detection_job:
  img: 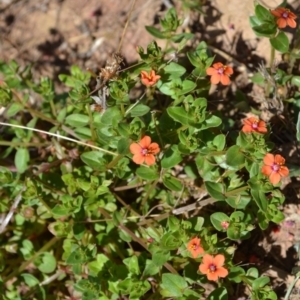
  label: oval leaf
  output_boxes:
[15,148,29,174]
[65,114,89,127]
[270,32,289,53]
[136,166,159,180]
[162,175,183,191]
[128,104,150,117]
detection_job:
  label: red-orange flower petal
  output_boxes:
[206,63,233,86]
[129,135,160,166]
[139,136,151,148]
[140,70,161,86]
[187,237,204,258]
[242,117,267,134]
[199,254,228,281]
[270,7,297,29]
[261,153,289,185]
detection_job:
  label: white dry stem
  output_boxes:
[0,186,25,234]
[39,270,64,286]
[0,121,117,156]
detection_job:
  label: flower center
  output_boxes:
[282,12,288,18]
[252,121,258,129]
[272,163,280,172]
[209,264,217,273]
[191,243,198,250]
[218,67,224,75]
[141,148,149,156]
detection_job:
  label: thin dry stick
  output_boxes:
[0,122,117,156]
[117,0,137,52]
[0,186,26,234]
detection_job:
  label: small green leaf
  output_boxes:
[100,107,123,126]
[167,107,190,125]
[52,205,70,217]
[255,4,273,22]
[205,181,225,200]
[226,194,251,209]
[252,23,277,37]
[181,80,197,95]
[246,267,259,278]
[123,256,140,275]
[249,16,262,27]
[251,190,268,211]
[161,146,182,168]
[228,266,245,283]
[36,252,57,274]
[152,251,170,267]
[270,32,289,53]
[117,138,130,155]
[80,151,105,170]
[160,232,181,250]
[160,273,188,298]
[291,76,300,87]
[65,114,89,127]
[207,287,228,300]
[164,62,186,78]
[21,273,39,287]
[213,134,226,151]
[145,26,166,39]
[143,260,160,277]
[162,175,183,191]
[128,104,150,117]
[210,212,230,231]
[226,145,245,168]
[252,276,270,290]
[136,166,159,180]
[6,103,23,117]
[15,148,29,174]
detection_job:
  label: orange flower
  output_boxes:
[242,117,267,134]
[261,153,289,185]
[140,70,161,86]
[270,7,297,29]
[187,237,204,258]
[129,136,160,166]
[206,62,233,85]
[199,254,228,281]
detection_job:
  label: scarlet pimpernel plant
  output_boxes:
[140,70,161,86]
[270,7,297,28]
[242,117,267,134]
[199,254,228,281]
[130,135,160,165]
[187,237,204,258]
[0,3,295,300]
[262,153,289,185]
[206,62,233,85]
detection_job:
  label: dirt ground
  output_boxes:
[1,0,300,298]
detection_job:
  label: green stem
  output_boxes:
[152,112,164,148]
[225,185,249,197]
[140,178,160,209]
[49,99,57,118]
[86,104,97,141]
[0,141,49,147]
[3,237,61,283]
[120,104,125,116]
[106,154,124,169]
